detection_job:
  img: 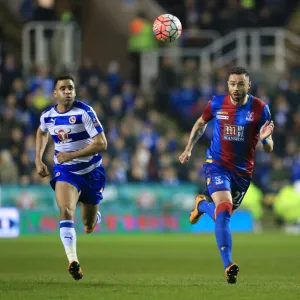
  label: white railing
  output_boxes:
[22,22,81,73]
[140,28,300,90]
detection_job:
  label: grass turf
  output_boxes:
[0,233,299,300]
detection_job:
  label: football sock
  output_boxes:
[215,202,233,269]
[60,220,78,263]
[96,211,101,225]
[198,200,216,220]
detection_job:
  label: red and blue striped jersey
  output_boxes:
[202,93,271,176]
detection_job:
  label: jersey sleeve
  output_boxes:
[83,107,104,138]
[258,104,271,130]
[202,97,214,122]
[39,115,48,132]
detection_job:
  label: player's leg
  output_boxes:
[51,172,83,280]
[204,163,239,283]
[56,181,78,262]
[79,201,101,234]
[189,192,216,224]
[190,163,221,224]
[211,189,239,283]
[78,165,106,233]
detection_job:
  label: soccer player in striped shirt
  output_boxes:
[35,75,107,280]
[179,67,275,284]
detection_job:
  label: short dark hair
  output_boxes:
[54,75,75,88]
[229,67,249,78]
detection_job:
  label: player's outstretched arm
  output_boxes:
[179,116,208,164]
[56,132,107,163]
[260,120,274,153]
[35,127,50,177]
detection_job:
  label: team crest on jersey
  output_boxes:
[246,111,254,122]
[54,128,72,143]
[214,176,224,185]
[207,177,211,185]
[69,116,76,124]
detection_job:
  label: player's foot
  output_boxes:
[189,194,206,224]
[225,263,239,284]
[68,261,83,281]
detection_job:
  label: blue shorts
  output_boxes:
[50,165,106,205]
[203,163,251,210]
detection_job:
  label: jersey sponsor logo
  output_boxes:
[69,116,76,124]
[216,111,228,115]
[246,111,254,122]
[216,115,229,120]
[54,128,72,143]
[223,124,244,141]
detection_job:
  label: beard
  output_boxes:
[61,98,74,106]
[230,92,247,103]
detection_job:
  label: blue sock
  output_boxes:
[215,202,233,269]
[198,200,216,220]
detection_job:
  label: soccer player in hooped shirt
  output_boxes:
[179,67,275,284]
[35,75,107,280]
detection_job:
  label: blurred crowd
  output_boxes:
[0,0,299,227]
[154,55,300,201]
[157,0,296,33]
[0,55,193,187]
[155,0,298,47]
[184,0,294,33]
[2,51,300,201]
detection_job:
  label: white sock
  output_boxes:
[60,220,78,263]
[96,211,102,225]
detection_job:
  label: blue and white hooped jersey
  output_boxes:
[39,100,104,175]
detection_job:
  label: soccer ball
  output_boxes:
[153,14,182,42]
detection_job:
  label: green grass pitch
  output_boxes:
[0,233,300,300]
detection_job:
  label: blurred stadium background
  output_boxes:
[1,1,300,299]
[1,0,300,236]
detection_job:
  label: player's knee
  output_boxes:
[219,198,232,204]
[60,207,74,219]
[216,200,233,215]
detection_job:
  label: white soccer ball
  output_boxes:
[153,14,182,42]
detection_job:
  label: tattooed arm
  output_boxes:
[179,116,208,164]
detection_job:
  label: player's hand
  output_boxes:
[260,120,274,140]
[35,161,50,177]
[179,149,192,164]
[56,152,74,164]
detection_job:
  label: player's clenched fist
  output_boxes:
[56,152,74,164]
[179,149,191,164]
[35,161,50,177]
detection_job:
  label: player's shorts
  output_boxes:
[203,162,251,210]
[50,165,106,205]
